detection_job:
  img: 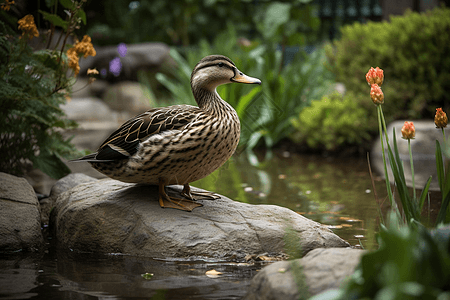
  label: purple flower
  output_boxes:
[117,43,127,58]
[109,57,122,77]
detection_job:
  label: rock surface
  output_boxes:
[0,172,44,252]
[50,175,350,259]
[244,248,365,300]
[372,120,449,191]
[40,173,98,225]
[103,81,153,114]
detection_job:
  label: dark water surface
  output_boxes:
[1,152,388,300]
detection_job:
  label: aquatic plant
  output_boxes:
[366,66,450,226]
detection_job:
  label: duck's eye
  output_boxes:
[218,62,224,67]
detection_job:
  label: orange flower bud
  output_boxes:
[401,121,415,140]
[434,108,448,129]
[366,67,384,86]
[370,84,384,105]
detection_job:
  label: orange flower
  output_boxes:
[370,84,384,105]
[434,108,448,129]
[18,14,39,40]
[75,35,96,58]
[67,47,80,76]
[66,35,96,76]
[87,68,99,75]
[1,0,14,11]
[366,67,384,86]
[401,121,415,140]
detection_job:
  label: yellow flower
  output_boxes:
[67,47,80,76]
[366,67,384,86]
[434,108,448,129]
[87,68,99,75]
[18,14,39,40]
[1,0,14,11]
[75,35,96,58]
[66,35,96,76]
[370,84,384,105]
[401,121,415,140]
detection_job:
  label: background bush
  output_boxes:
[326,6,450,121]
[290,92,371,152]
[291,6,450,153]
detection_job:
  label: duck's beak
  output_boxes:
[231,70,261,85]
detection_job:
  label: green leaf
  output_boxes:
[436,140,444,192]
[45,0,58,7]
[235,86,261,117]
[419,176,432,211]
[436,191,450,225]
[261,2,291,39]
[39,10,68,30]
[141,273,154,280]
[59,0,75,9]
[77,9,87,25]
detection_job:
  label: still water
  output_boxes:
[1,151,387,300]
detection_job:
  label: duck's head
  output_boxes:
[190,55,261,92]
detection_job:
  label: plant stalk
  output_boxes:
[408,139,416,200]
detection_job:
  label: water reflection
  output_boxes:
[193,151,385,248]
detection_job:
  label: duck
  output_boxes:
[72,55,261,211]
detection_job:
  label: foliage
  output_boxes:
[151,26,333,153]
[326,6,450,123]
[0,1,93,178]
[290,92,372,152]
[311,213,450,300]
[86,0,320,47]
[436,139,450,224]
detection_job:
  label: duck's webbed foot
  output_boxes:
[158,179,203,212]
[181,183,221,201]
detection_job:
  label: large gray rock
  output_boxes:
[103,81,154,115]
[0,172,44,252]
[50,177,349,259]
[61,97,115,122]
[244,248,364,300]
[40,173,98,225]
[372,120,449,191]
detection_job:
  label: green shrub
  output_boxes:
[290,92,372,152]
[326,6,450,122]
[0,1,91,178]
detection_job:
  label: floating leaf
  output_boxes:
[205,269,222,278]
[141,273,154,280]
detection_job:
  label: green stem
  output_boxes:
[408,139,416,200]
[379,105,390,144]
[377,105,394,207]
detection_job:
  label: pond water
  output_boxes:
[1,151,393,300]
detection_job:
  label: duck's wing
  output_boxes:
[73,105,200,162]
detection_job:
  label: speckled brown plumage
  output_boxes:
[72,55,261,211]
